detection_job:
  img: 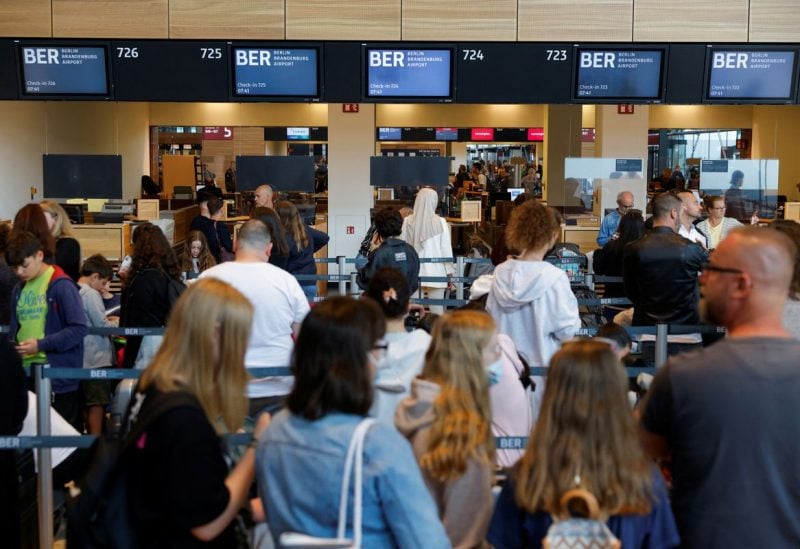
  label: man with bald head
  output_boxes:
[596,190,635,246]
[253,184,274,209]
[641,226,800,548]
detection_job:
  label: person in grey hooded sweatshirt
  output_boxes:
[486,201,580,419]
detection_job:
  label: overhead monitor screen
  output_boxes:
[471,128,495,141]
[574,48,664,101]
[706,49,796,102]
[378,127,402,140]
[232,47,319,98]
[435,127,458,141]
[20,45,109,96]
[286,127,310,140]
[366,48,452,99]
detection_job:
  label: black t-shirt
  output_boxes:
[128,390,235,548]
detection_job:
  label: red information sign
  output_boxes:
[527,127,544,141]
[203,127,233,140]
[342,103,360,113]
[617,104,635,114]
[471,128,494,141]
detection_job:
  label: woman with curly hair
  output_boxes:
[486,200,580,419]
[395,309,497,548]
[178,230,216,280]
[121,223,185,369]
[40,200,81,281]
[488,340,679,548]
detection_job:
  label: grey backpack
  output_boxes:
[543,488,621,549]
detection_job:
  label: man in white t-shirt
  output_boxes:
[677,190,707,249]
[199,219,310,416]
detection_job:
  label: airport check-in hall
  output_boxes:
[5,3,800,547]
[3,39,800,253]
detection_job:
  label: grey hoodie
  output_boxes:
[486,259,580,370]
[395,378,493,549]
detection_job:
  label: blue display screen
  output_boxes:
[233,48,318,97]
[21,46,108,95]
[575,49,663,100]
[378,127,402,140]
[707,50,795,100]
[366,49,451,98]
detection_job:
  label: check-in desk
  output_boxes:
[71,223,132,261]
[561,225,599,254]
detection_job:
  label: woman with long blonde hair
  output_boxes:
[128,278,271,546]
[40,200,81,281]
[395,309,497,548]
[488,340,678,548]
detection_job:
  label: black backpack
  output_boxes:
[66,390,199,549]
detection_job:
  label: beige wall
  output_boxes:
[3,0,797,41]
[0,101,149,219]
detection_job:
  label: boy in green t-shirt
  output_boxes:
[6,230,88,432]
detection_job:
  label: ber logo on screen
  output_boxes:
[369,51,405,67]
[23,48,60,64]
[236,50,272,66]
[580,52,616,68]
[712,52,749,69]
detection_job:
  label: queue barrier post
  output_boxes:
[349,272,360,297]
[655,323,668,368]
[337,256,347,297]
[455,256,465,302]
[34,363,54,549]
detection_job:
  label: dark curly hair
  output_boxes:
[505,201,561,255]
[123,223,181,290]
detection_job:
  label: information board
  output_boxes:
[112,41,229,101]
[456,43,572,103]
[19,44,110,97]
[705,48,797,102]
[377,128,402,140]
[232,46,319,99]
[574,48,665,102]
[365,47,452,100]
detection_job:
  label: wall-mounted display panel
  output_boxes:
[364,45,454,102]
[43,155,123,199]
[573,46,666,103]
[703,46,798,104]
[112,40,229,101]
[231,45,320,100]
[18,42,112,99]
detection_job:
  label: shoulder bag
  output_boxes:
[279,418,376,549]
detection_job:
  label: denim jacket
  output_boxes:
[256,409,451,548]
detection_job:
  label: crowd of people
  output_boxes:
[2,184,800,548]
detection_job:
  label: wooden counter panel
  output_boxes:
[562,226,599,254]
[0,0,51,37]
[73,223,131,261]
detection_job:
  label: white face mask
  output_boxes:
[486,359,503,386]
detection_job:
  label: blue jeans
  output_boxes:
[302,284,317,302]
